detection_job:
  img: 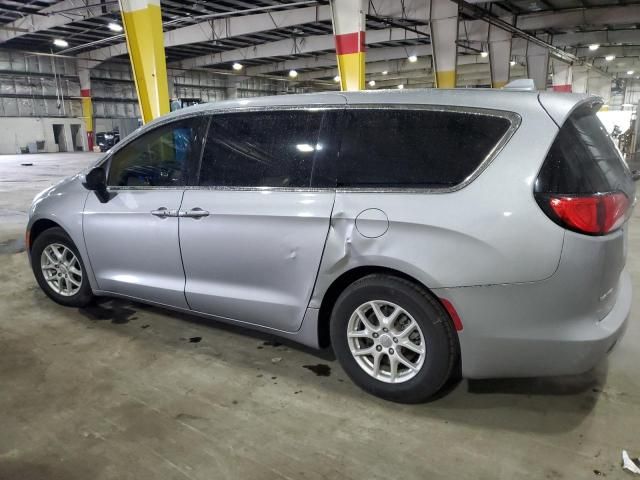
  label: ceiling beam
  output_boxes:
[171,26,430,70]
[515,5,640,31]
[0,0,119,44]
[178,4,640,72]
[297,54,493,80]
[552,29,640,47]
[78,0,429,67]
[244,44,435,75]
[574,45,640,57]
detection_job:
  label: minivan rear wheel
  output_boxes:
[31,227,94,307]
[330,274,458,403]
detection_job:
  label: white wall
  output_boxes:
[0,117,86,154]
[597,110,633,135]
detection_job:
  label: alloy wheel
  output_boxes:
[347,300,426,383]
[40,243,83,297]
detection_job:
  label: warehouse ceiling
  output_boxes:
[0,0,639,84]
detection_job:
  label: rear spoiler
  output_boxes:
[538,93,602,128]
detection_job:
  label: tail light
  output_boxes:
[537,192,630,236]
[534,103,635,236]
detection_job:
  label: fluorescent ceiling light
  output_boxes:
[53,38,68,48]
[333,75,340,82]
[108,22,123,32]
[368,80,376,87]
[296,143,322,152]
[408,55,418,63]
[627,70,635,75]
[480,51,489,58]
[232,62,243,71]
[605,55,615,61]
[510,60,517,66]
[289,69,298,78]
[382,70,388,75]
[398,84,404,89]
[588,44,600,51]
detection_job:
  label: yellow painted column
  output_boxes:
[330,0,366,91]
[119,0,169,123]
[78,67,94,151]
[429,0,458,88]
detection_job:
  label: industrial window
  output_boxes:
[199,110,329,188]
[107,117,206,187]
[336,109,512,189]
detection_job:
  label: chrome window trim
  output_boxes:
[103,103,521,195]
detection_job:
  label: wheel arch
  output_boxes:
[316,265,460,349]
[28,218,63,251]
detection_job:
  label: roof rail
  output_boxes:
[503,79,537,91]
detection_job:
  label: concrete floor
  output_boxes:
[1,152,639,480]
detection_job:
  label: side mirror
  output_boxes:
[632,170,640,182]
[82,166,109,202]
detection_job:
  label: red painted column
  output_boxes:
[330,0,366,91]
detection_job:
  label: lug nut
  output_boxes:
[372,332,378,338]
[393,337,398,343]
[389,348,394,354]
[383,327,389,332]
[376,345,382,352]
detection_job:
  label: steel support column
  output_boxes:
[330,0,366,91]
[588,75,612,107]
[551,59,572,92]
[78,67,93,152]
[119,0,169,123]
[572,66,588,94]
[526,39,550,90]
[225,78,239,100]
[429,0,459,88]
[488,19,513,88]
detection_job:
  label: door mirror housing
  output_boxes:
[82,166,109,202]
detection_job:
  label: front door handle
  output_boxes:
[181,207,209,219]
[151,207,178,218]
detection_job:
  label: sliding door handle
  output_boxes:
[151,207,178,218]
[151,207,170,218]
[181,208,209,218]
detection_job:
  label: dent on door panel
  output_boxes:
[180,190,335,333]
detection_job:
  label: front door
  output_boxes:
[180,108,341,332]
[83,116,207,308]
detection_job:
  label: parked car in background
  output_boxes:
[95,131,120,152]
[26,89,636,403]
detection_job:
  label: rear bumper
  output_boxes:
[436,269,631,379]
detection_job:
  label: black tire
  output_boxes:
[31,227,94,307]
[330,274,458,403]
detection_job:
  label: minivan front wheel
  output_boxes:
[330,275,458,403]
[31,227,94,307]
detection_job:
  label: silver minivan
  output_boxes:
[27,89,635,403]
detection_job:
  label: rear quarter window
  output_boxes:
[336,108,513,189]
[535,104,635,197]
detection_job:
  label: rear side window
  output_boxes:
[336,108,512,188]
[535,105,634,196]
[199,110,332,188]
